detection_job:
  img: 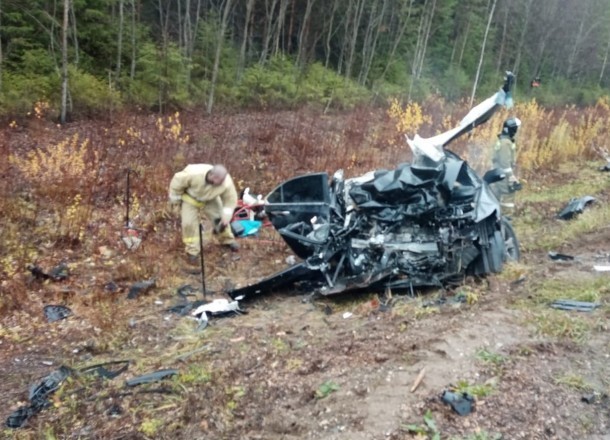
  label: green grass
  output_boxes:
[526,278,606,305]
[513,161,610,251]
[553,372,593,391]
[454,379,495,398]
[530,310,592,343]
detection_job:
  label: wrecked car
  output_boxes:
[228,73,520,300]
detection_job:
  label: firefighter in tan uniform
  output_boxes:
[169,164,239,260]
[491,117,522,210]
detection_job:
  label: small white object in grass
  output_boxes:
[342,312,353,319]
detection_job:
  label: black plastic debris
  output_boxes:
[165,300,207,316]
[106,404,123,417]
[582,393,597,404]
[599,163,610,172]
[43,305,73,323]
[27,262,69,281]
[104,281,119,292]
[550,299,600,312]
[127,279,156,299]
[441,390,475,416]
[80,360,130,380]
[6,366,72,429]
[557,196,596,220]
[548,252,575,261]
[125,369,178,387]
[177,284,199,298]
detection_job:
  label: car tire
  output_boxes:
[501,217,520,262]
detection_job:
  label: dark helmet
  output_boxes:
[502,117,521,139]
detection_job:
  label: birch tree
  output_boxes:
[60,0,70,124]
[470,0,496,106]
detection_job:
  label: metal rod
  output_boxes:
[199,223,207,300]
[125,169,131,228]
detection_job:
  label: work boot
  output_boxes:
[183,254,201,274]
[185,254,200,266]
[224,242,240,252]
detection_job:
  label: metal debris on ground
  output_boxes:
[556,196,596,220]
[548,251,575,261]
[593,265,610,272]
[125,369,178,387]
[177,284,199,298]
[80,360,131,380]
[127,279,156,299]
[43,305,73,322]
[27,262,69,281]
[191,298,245,330]
[550,299,600,312]
[5,366,72,429]
[441,390,475,416]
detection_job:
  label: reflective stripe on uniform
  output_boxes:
[182,193,205,207]
[183,236,199,243]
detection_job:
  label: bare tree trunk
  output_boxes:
[495,1,508,74]
[287,0,296,53]
[416,0,436,79]
[359,0,387,85]
[207,0,233,114]
[70,3,79,65]
[566,4,588,79]
[272,0,289,56]
[456,16,470,67]
[259,0,279,64]
[470,0,496,107]
[296,0,315,68]
[380,0,413,80]
[60,0,70,124]
[0,0,3,91]
[238,0,255,79]
[512,0,533,77]
[116,0,124,81]
[599,32,610,86]
[407,0,428,101]
[324,0,339,68]
[345,0,365,79]
[130,0,137,80]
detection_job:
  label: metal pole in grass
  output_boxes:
[125,169,131,228]
[199,223,207,300]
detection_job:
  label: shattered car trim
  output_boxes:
[228,74,520,300]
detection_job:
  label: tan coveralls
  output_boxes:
[169,164,238,256]
[491,135,517,207]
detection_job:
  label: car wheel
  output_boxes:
[501,217,520,262]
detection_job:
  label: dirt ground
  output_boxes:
[1,212,610,440]
[1,111,610,439]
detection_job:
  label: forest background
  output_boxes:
[2,0,610,119]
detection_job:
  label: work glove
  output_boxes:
[508,175,522,193]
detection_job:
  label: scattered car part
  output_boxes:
[43,305,73,322]
[80,360,130,380]
[127,279,156,299]
[28,263,69,281]
[5,366,72,429]
[165,299,207,316]
[593,265,610,272]
[557,196,596,220]
[548,252,575,261]
[227,74,519,301]
[177,284,199,298]
[441,390,475,416]
[550,300,600,312]
[125,369,178,387]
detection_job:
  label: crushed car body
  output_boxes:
[228,74,520,301]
